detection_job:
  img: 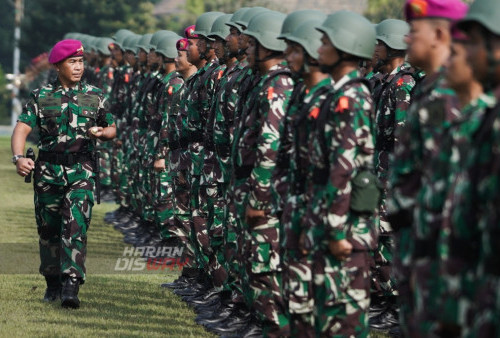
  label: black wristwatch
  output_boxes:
[12,154,24,164]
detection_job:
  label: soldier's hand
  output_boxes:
[328,239,353,261]
[154,159,166,172]
[245,205,265,227]
[88,126,104,139]
[16,158,35,177]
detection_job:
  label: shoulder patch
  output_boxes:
[168,86,173,95]
[397,78,404,86]
[217,70,224,80]
[335,96,350,113]
[267,87,274,100]
[309,107,320,119]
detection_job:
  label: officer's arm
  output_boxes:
[11,122,32,157]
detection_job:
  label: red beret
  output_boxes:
[184,25,198,39]
[405,0,468,22]
[48,39,85,64]
[176,38,189,51]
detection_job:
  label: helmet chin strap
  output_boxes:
[319,50,357,74]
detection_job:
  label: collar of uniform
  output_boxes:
[333,68,361,91]
[306,77,334,98]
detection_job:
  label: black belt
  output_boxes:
[189,131,204,143]
[38,150,93,166]
[413,239,437,259]
[215,144,231,157]
[234,165,253,180]
[312,167,329,185]
[448,237,479,264]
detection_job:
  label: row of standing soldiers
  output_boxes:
[57,0,500,336]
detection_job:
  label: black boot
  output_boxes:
[43,275,61,302]
[61,277,81,309]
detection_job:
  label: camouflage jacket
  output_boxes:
[235,62,294,210]
[388,69,460,243]
[96,65,114,101]
[109,64,133,141]
[19,79,114,153]
[440,93,496,267]
[155,71,184,160]
[304,69,377,251]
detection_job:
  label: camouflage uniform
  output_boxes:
[388,70,461,336]
[18,79,114,281]
[154,71,184,240]
[303,69,377,337]
[439,93,496,336]
[371,63,418,304]
[234,62,293,336]
[279,77,332,336]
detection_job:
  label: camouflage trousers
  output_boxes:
[152,169,176,240]
[111,142,125,206]
[371,232,397,299]
[34,164,94,282]
[97,140,112,188]
[313,250,372,338]
[468,274,500,338]
[394,227,413,337]
[172,171,195,268]
[140,165,155,222]
[222,184,242,294]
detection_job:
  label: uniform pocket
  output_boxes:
[39,109,62,136]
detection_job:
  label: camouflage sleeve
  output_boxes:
[393,74,416,132]
[156,79,183,160]
[18,90,38,128]
[324,94,374,241]
[247,76,293,210]
[97,96,114,127]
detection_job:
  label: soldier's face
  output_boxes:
[226,27,240,54]
[56,56,84,85]
[213,38,225,60]
[147,50,162,67]
[138,49,148,64]
[187,39,200,64]
[374,40,386,64]
[405,20,436,69]
[175,50,191,72]
[317,34,339,69]
[463,23,498,86]
[446,41,476,91]
[197,38,208,55]
[283,39,293,59]
[239,32,250,51]
[245,36,257,67]
[125,51,136,67]
[110,45,124,64]
[286,42,305,75]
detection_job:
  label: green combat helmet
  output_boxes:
[113,29,134,51]
[156,34,183,59]
[235,7,269,30]
[193,12,225,39]
[225,7,250,33]
[287,20,325,59]
[136,33,154,53]
[149,30,177,51]
[376,19,410,50]
[208,14,233,40]
[123,34,141,54]
[96,37,114,56]
[278,10,326,40]
[244,11,287,52]
[316,10,376,60]
[457,0,500,35]
[63,32,79,40]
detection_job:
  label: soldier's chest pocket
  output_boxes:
[39,108,62,136]
[75,95,98,134]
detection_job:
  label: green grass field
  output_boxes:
[0,136,213,337]
[0,135,389,337]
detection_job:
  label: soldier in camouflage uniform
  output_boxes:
[368,19,417,333]
[233,11,293,337]
[12,39,116,308]
[451,1,500,336]
[386,1,468,336]
[306,11,378,337]
[435,23,494,337]
[151,34,185,243]
[278,14,330,337]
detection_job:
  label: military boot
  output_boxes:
[61,277,81,309]
[43,275,61,302]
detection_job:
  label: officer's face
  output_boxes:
[317,34,339,69]
[56,56,84,86]
[446,41,476,92]
[213,38,225,60]
[286,42,305,75]
[226,27,240,54]
[405,20,436,69]
[175,50,191,73]
[187,38,200,64]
